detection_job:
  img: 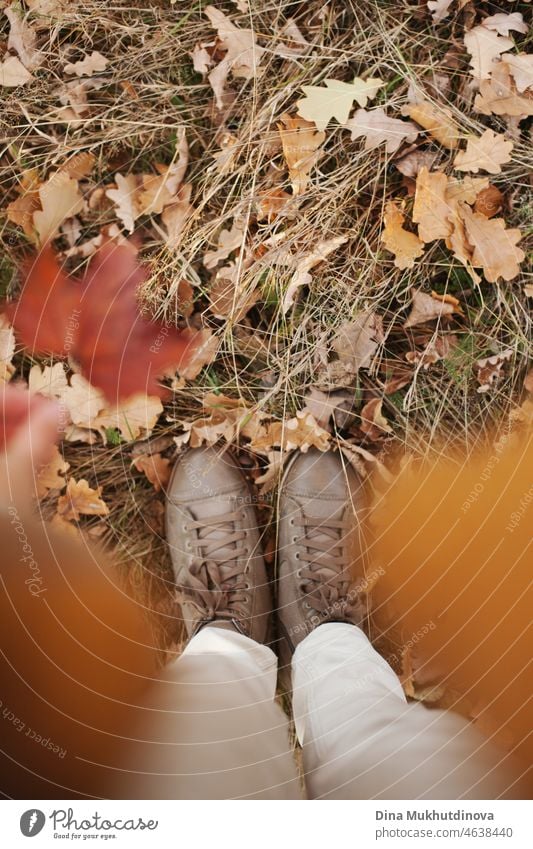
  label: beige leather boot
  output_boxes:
[166,447,271,642]
[277,449,367,671]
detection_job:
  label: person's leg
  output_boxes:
[292,622,526,799]
[277,449,528,800]
[120,446,300,799]
[121,623,301,799]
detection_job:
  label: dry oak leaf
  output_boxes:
[405,334,457,370]
[161,183,193,250]
[178,329,219,381]
[190,43,213,75]
[34,172,84,245]
[64,50,108,77]
[36,445,70,498]
[453,129,513,174]
[459,205,524,282]
[403,289,455,329]
[413,167,452,243]
[57,478,109,521]
[500,53,533,93]
[0,54,32,87]
[5,4,43,70]
[333,311,384,372]
[283,235,347,313]
[464,25,513,81]
[474,61,533,118]
[7,192,40,237]
[28,362,68,400]
[250,410,330,454]
[256,188,293,222]
[381,202,424,270]
[59,151,97,181]
[204,222,245,269]
[137,134,188,215]
[132,453,171,492]
[404,101,459,149]
[360,399,392,441]
[394,150,437,178]
[345,108,419,154]
[482,13,527,37]
[427,0,454,23]
[445,175,489,206]
[278,113,325,196]
[209,268,259,321]
[475,348,513,393]
[105,173,141,233]
[297,76,384,132]
[204,5,266,109]
[0,314,16,382]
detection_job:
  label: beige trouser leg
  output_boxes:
[293,623,527,799]
[122,625,301,799]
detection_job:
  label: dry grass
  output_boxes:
[1,0,531,648]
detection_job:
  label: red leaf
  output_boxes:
[5,242,199,402]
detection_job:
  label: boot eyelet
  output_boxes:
[303,601,310,610]
[294,551,300,560]
[296,568,302,579]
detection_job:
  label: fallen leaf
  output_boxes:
[403,289,455,328]
[161,183,193,250]
[427,0,454,23]
[474,61,533,118]
[474,185,504,218]
[105,173,141,233]
[453,129,513,174]
[250,410,330,454]
[57,477,109,521]
[36,445,69,498]
[482,13,527,37]
[0,55,32,87]
[0,314,16,382]
[208,267,259,320]
[190,43,213,75]
[404,101,459,148]
[178,329,219,380]
[500,53,533,93]
[204,222,245,268]
[297,76,384,132]
[464,25,513,81]
[345,108,419,154]
[332,310,384,372]
[278,113,325,195]
[445,175,489,205]
[64,50,108,77]
[137,136,188,215]
[28,362,69,400]
[6,192,40,238]
[381,201,424,269]
[394,149,437,178]
[475,348,513,393]
[413,167,452,242]
[405,334,457,369]
[33,172,84,245]
[303,387,357,430]
[204,5,266,109]
[132,453,172,491]
[460,205,524,282]
[255,451,284,494]
[283,235,347,313]
[256,187,293,222]
[5,4,43,70]
[360,398,392,441]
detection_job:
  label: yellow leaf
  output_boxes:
[297,76,384,132]
[278,113,325,195]
[404,101,459,149]
[381,202,424,269]
[57,478,109,521]
[413,167,452,243]
[0,55,32,87]
[33,172,84,245]
[453,129,513,174]
[459,205,525,283]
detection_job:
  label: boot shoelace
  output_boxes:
[293,514,361,621]
[178,509,251,622]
